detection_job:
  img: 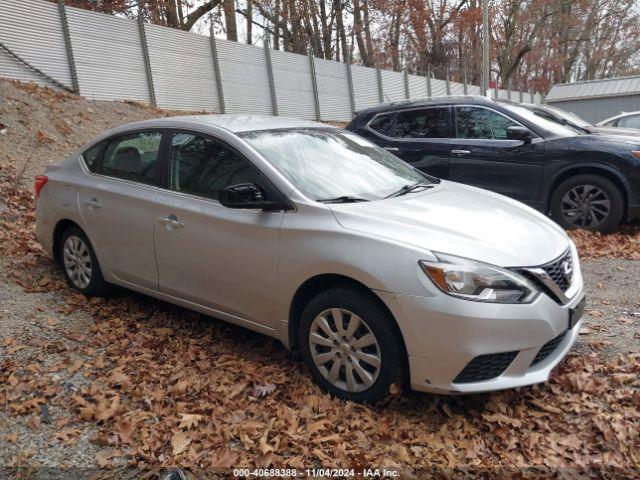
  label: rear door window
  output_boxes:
[101,132,162,185]
[368,113,395,136]
[393,107,451,138]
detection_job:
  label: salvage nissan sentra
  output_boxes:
[35,115,586,402]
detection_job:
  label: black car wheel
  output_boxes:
[59,226,110,296]
[299,287,406,403]
[550,174,624,233]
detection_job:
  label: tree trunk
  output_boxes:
[246,0,253,44]
[353,0,371,66]
[274,0,281,50]
[223,0,238,41]
[334,0,349,62]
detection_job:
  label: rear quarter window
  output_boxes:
[82,142,105,173]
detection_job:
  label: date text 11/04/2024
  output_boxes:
[233,468,401,477]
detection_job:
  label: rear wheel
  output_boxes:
[299,287,406,403]
[550,174,624,233]
[59,226,109,296]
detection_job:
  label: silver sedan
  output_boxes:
[35,115,586,402]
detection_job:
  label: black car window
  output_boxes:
[101,132,162,185]
[82,141,105,173]
[169,132,263,200]
[455,106,517,140]
[368,113,394,136]
[394,108,450,138]
[619,115,640,129]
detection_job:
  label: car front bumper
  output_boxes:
[375,271,586,395]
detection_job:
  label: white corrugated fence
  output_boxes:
[0,0,543,120]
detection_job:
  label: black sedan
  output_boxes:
[346,96,640,233]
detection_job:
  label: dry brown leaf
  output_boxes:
[253,383,277,397]
[115,419,136,444]
[171,431,191,456]
[26,415,41,430]
[178,413,203,430]
[307,419,328,434]
[95,452,113,468]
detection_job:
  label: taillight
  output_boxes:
[35,175,48,197]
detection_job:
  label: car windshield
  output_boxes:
[503,104,580,136]
[240,128,434,201]
[545,106,591,128]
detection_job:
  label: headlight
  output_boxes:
[419,253,539,304]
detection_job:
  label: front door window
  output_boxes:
[455,106,517,140]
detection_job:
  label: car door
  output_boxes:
[78,130,162,289]
[153,131,283,327]
[366,107,452,179]
[448,105,545,207]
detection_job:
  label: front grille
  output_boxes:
[453,351,518,384]
[530,331,567,367]
[542,251,573,291]
[515,250,573,305]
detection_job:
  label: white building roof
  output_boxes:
[546,75,640,102]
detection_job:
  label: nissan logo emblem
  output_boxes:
[562,260,573,281]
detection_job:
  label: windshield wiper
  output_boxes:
[316,195,370,204]
[385,182,433,199]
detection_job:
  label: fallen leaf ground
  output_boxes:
[1,80,639,478]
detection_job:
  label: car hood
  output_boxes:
[588,125,640,137]
[328,181,570,267]
[551,133,640,150]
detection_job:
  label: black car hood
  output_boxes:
[587,125,640,137]
[548,134,640,150]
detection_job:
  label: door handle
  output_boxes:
[159,215,184,229]
[83,198,101,209]
[383,146,400,152]
[451,149,471,155]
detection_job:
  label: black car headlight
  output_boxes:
[419,253,540,304]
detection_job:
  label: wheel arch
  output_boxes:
[287,273,408,359]
[545,164,631,219]
[52,219,83,266]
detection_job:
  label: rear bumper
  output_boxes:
[376,263,586,395]
[35,198,55,258]
[628,203,640,222]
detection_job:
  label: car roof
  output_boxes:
[108,114,329,134]
[354,95,495,116]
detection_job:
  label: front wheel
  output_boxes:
[299,287,406,403]
[550,174,624,233]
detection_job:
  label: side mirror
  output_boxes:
[506,125,534,143]
[219,183,283,211]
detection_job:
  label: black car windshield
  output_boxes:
[503,104,580,136]
[545,106,591,129]
[240,128,434,201]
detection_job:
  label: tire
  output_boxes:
[59,226,109,296]
[550,174,624,233]
[299,287,406,403]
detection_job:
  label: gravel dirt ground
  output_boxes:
[1,80,639,477]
